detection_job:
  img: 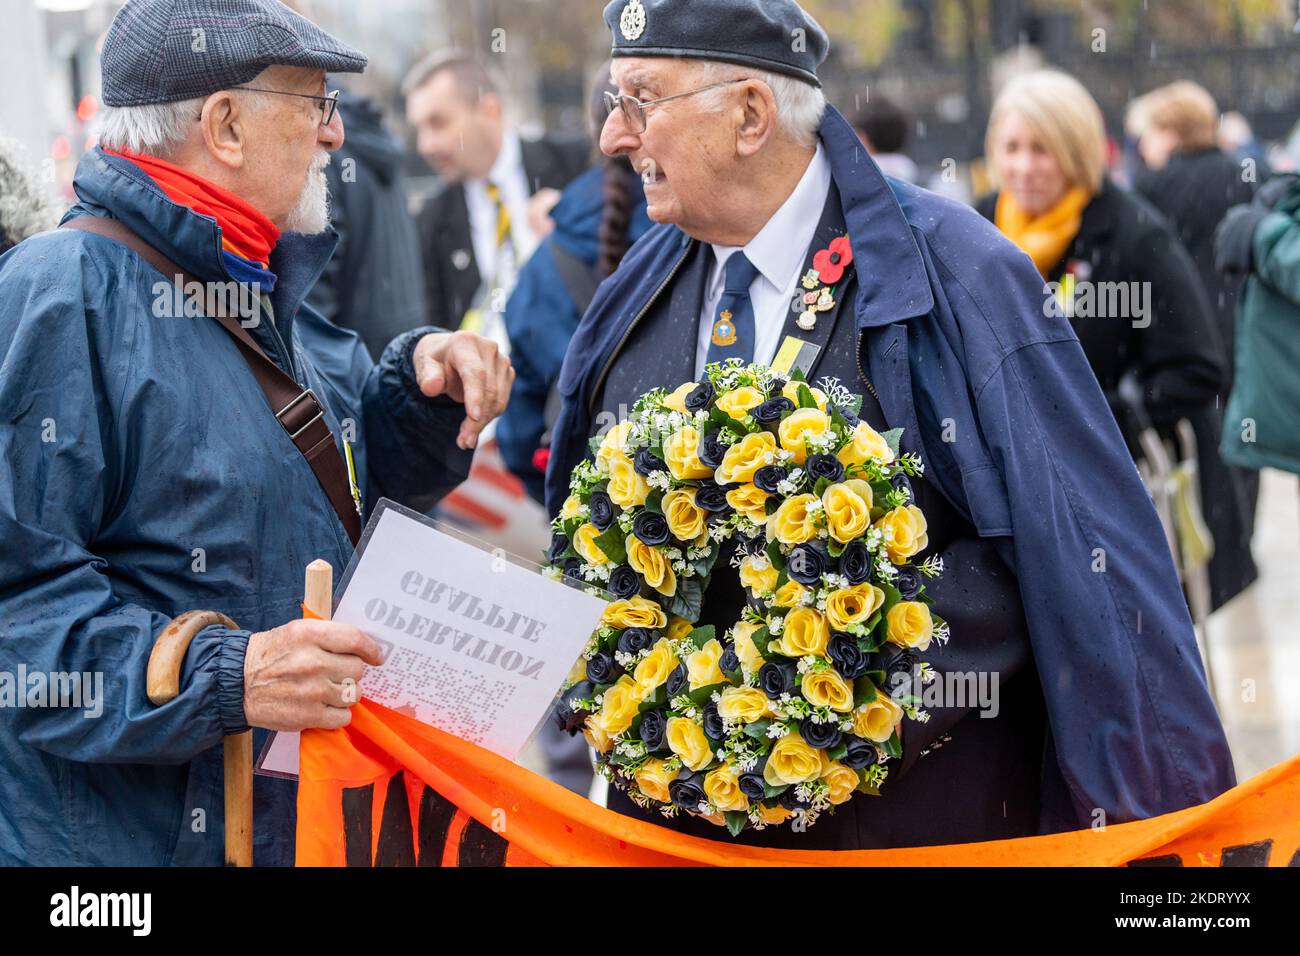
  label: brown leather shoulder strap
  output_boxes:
[63,215,362,545]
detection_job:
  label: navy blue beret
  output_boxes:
[603,0,829,87]
[101,0,367,107]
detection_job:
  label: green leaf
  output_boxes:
[882,730,902,759]
[588,434,604,456]
[765,539,785,570]
[666,576,704,622]
[751,624,773,656]
[826,740,848,761]
[853,678,879,708]
[687,681,727,706]
[724,811,748,837]
[638,686,667,712]
[879,581,902,618]
[796,383,818,410]
[743,718,772,740]
[687,625,716,649]
[762,782,789,799]
[813,476,831,497]
[645,492,664,515]
[594,526,627,565]
[881,427,904,459]
[692,545,720,579]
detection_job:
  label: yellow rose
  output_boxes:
[777,408,832,465]
[715,431,777,485]
[666,616,695,642]
[573,523,608,565]
[824,583,886,631]
[821,481,872,543]
[852,693,903,742]
[666,716,714,772]
[634,758,679,803]
[717,685,771,723]
[633,637,679,693]
[731,621,766,675]
[627,534,678,597]
[715,386,765,420]
[591,675,643,736]
[602,596,667,630]
[886,601,935,651]
[781,380,829,411]
[772,580,809,608]
[703,763,750,812]
[560,495,583,520]
[820,760,861,805]
[738,554,778,596]
[771,606,829,658]
[757,804,794,825]
[726,482,771,524]
[583,719,614,753]
[663,426,714,480]
[596,420,634,469]
[876,505,929,565]
[662,487,706,541]
[607,451,650,509]
[686,638,726,690]
[801,670,854,712]
[837,421,895,469]
[662,382,698,414]
[769,493,820,545]
[762,732,824,786]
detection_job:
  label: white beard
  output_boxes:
[283,151,331,234]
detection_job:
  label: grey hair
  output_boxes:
[694,60,825,148]
[97,90,270,156]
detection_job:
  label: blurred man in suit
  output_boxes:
[404,52,589,337]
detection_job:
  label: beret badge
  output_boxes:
[620,0,647,41]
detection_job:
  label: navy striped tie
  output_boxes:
[705,251,760,367]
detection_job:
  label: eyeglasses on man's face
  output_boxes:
[603,79,748,133]
[232,86,341,126]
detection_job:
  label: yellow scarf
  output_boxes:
[994,186,1092,277]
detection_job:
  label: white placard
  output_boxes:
[335,500,603,761]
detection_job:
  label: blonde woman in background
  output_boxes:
[976,70,1256,612]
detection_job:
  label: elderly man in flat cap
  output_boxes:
[549,0,1234,849]
[0,0,512,865]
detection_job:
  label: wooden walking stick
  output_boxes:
[146,610,252,866]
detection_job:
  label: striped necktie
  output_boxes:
[705,251,760,367]
[485,182,511,252]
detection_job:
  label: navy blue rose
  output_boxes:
[806,453,845,484]
[703,703,726,740]
[552,679,594,733]
[617,626,656,655]
[828,632,868,679]
[588,490,616,531]
[738,534,768,557]
[891,471,912,495]
[778,787,811,810]
[759,660,797,699]
[843,736,879,769]
[894,565,923,600]
[800,718,843,750]
[738,772,768,802]
[786,541,829,586]
[546,532,570,566]
[698,429,727,469]
[753,464,788,494]
[837,405,861,428]
[608,564,640,600]
[639,707,667,751]
[684,381,714,412]
[665,663,688,697]
[887,650,918,680]
[753,397,795,427]
[562,559,585,584]
[635,448,667,477]
[839,539,872,585]
[768,378,789,397]
[586,652,619,684]
[632,510,671,547]
[695,482,732,515]
[718,643,741,676]
[669,772,707,810]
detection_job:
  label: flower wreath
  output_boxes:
[546,360,949,835]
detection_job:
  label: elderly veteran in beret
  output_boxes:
[0,0,511,866]
[549,0,1234,849]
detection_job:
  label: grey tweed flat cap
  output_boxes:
[102,0,367,107]
[603,0,829,87]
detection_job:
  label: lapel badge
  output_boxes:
[620,0,647,41]
[816,289,835,312]
[797,309,818,332]
[812,235,853,285]
[801,269,820,290]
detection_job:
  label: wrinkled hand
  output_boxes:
[243,619,385,732]
[412,331,514,450]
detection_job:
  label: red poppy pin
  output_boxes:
[813,236,853,285]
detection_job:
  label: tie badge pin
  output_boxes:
[712,310,738,347]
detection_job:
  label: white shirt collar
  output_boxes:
[709,142,831,293]
[483,129,523,188]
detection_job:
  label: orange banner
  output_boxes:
[296,699,1300,867]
